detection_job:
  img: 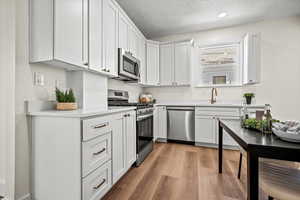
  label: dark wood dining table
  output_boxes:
[218,119,300,200]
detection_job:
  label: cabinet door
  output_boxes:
[128,28,138,57]
[111,114,127,184]
[195,116,216,144]
[126,112,137,168]
[146,41,160,85]
[89,0,102,71]
[102,0,118,76]
[118,12,129,51]
[157,106,167,139]
[216,116,239,146]
[174,42,191,85]
[138,37,147,84]
[243,33,260,84]
[160,44,174,86]
[54,0,86,67]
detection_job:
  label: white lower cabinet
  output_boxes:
[82,132,112,177]
[111,114,127,184]
[217,116,239,146]
[82,160,112,200]
[195,116,216,144]
[195,107,239,148]
[125,111,137,167]
[154,106,167,141]
[111,111,136,184]
[31,109,137,200]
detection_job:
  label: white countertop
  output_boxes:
[155,101,265,108]
[28,106,136,118]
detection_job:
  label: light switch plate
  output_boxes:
[34,72,44,86]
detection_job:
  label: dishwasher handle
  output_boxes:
[167,106,195,111]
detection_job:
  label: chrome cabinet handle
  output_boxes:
[93,179,106,190]
[93,148,106,156]
[93,123,108,129]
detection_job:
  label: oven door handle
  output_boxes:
[137,114,153,121]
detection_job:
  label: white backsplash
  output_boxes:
[108,79,143,102]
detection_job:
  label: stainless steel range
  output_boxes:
[108,89,154,166]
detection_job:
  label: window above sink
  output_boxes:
[196,43,242,88]
[194,33,261,88]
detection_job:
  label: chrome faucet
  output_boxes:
[210,88,218,104]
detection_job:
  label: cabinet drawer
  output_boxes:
[82,116,112,141]
[82,132,112,177]
[82,160,112,200]
[195,107,240,117]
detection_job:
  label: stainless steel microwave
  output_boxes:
[117,48,140,81]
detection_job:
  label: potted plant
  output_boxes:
[243,93,255,105]
[55,87,77,110]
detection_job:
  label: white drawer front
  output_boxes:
[82,133,112,177]
[195,107,240,117]
[82,160,112,200]
[82,116,112,141]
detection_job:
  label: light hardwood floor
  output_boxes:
[103,143,266,200]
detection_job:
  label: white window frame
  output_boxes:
[195,42,243,88]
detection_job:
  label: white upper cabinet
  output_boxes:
[146,41,160,85]
[118,12,129,51]
[30,0,88,68]
[158,40,192,86]
[174,41,191,85]
[159,43,174,86]
[55,0,87,67]
[128,28,139,58]
[102,0,119,76]
[88,0,103,72]
[243,33,261,85]
[138,37,147,84]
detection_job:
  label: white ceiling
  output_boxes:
[115,0,300,38]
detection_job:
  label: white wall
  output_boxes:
[15,0,68,199]
[0,0,15,199]
[145,16,300,120]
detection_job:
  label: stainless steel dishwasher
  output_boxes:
[167,106,195,142]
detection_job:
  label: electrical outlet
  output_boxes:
[34,72,44,86]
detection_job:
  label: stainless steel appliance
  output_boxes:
[108,89,154,166]
[116,48,140,81]
[167,107,195,143]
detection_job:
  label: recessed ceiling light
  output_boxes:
[218,12,228,18]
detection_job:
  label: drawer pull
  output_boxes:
[93,179,106,190]
[93,148,106,156]
[93,123,108,129]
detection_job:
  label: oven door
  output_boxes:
[119,48,140,80]
[136,114,153,153]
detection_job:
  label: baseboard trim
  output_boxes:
[17,194,31,200]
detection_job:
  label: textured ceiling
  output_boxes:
[115,0,300,38]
